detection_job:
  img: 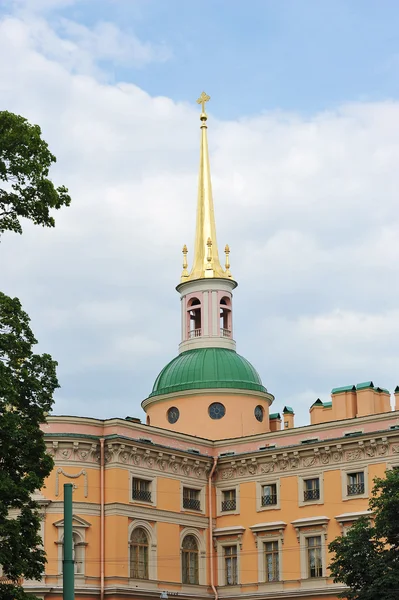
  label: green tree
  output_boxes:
[0,110,71,236]
[329,468,399,600]
[0,292,59,600]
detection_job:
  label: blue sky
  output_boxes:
[37,0,399,118]
[1,0,399,425]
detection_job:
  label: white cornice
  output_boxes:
[291,516,330,528]
[213,526,246,536]
[250,521,287,533]
[142,388,273,411]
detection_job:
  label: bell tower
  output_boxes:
[176,92,237,354]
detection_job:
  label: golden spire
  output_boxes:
[181,92,233,283]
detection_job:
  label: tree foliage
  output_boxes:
[0,111,71,236]
[329,468,399,600]
[0,292,59,600]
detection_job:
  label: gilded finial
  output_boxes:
[196,91,210,122]
[224,244,232,278]
[181,244,189,281]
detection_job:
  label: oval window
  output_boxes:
[254,405,264,422]
[167,406,180,424]
[208,402,226,420]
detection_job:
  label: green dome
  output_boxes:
[150,348,267,397]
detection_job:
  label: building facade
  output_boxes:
[26,94,399,600]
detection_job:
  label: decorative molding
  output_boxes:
[213,526,245,549]
[47,440,212,483]
[250,521,286,547]
[291,516,330,541]
[216,434,399,482]
[55,468,88,497]
[105,502,209,528]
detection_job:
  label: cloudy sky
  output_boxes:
[1,0,399,427]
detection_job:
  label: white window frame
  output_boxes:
[180,527,206,586]
[181,483,206,515]
[341,466,368,501]
[128,520,157,581]
[302,533,325,579]
[298,473,324,507]
[130,474,157,506]
[256,477,280,512]
[216,483,240,516]
[214,526,245,587]
[250,522,286,584]
[54,515,90,577]
[291,516,329,581]
[262,538,281,583]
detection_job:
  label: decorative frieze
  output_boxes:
[46,439,211,481]
[216,435,399,481]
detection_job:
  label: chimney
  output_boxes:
[395,386,399,411]
[269,413,281,432]
[283,406,295,429]
[309,399,324,425]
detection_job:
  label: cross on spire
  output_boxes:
[196,91,210,116]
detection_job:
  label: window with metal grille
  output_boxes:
[224,545,238,585]
[303,478,320,501]
[221,489,236,512]
[347,472,365,495]
[182,535,199,584]
[307,536,323,578]
[264,541,279,582]
[132,478,151,502]
[183,488,201,511]
[130,528,149,579]
[261,484,277,506]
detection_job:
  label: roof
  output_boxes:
[283,406,294,414]
[149,348,267,398]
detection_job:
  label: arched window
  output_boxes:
[187,298,201,338]
[220,296,231,337]
[62,532,85,575]
[130,528,149,580]
[182,534,199,584]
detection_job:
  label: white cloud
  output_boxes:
[1,6,399,423]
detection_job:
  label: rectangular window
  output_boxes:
[347,472,365,495]
[307,536,322,578]
[303,478,320,501]
[264,541,279,582]
[224,545,238,585]
[132,478,151,502]
[221,489,236,512]
[183,487,201,511]
[261,484,277,506]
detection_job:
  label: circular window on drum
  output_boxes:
[167,406,180,424]
[208,402,226,420]
[254,405,264,422]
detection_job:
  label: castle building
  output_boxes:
[28,94,399,600]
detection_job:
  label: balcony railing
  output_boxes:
[221,499,236,512]
[189,328,201,339]
[347,483,365,496]
[183,497,201,511]
[132,489,152,502]
[304,489,320,501]
[261,494,277,506]
[221,328,231,338]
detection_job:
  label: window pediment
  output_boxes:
[213,526,245,537]
[335,510,372,524]
[250,521,287,534]
[291,516,329,541]
[53,515,91,529]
